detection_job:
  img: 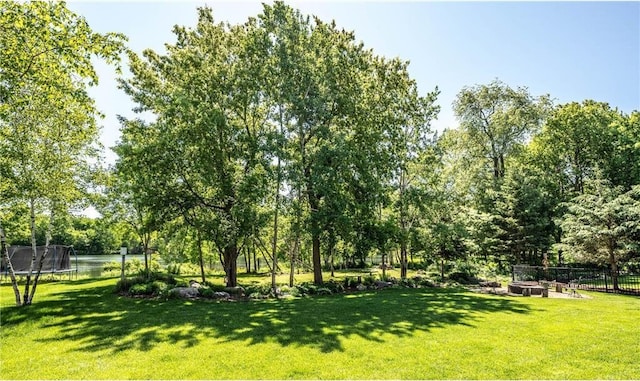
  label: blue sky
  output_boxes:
[67,1,640,165]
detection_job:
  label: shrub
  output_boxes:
[448,271,479,284]
[323,280,345,294]
[114,271,178,296]
[114,277,135,294]
[103,261,121,272]
[244,283,273,297]
[343,277,357,289]
[167,262,202,276]
[279,285,300,297]
[129,283,151,295]
[362,275,377,287]
[150,280,169,294]
[315,287,332,295]
[166,263,181,275]
[199,287,214,298]
[408,262,428,270]
[413,276,436,287]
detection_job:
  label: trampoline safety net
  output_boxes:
[1,245,76,275]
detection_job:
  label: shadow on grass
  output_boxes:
[1,284,530,354]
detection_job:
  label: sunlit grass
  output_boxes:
[1,276,639,379]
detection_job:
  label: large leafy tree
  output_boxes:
[259,2,439,283]
[559,181,640,290]
[258,4,368,284]
[0,1,125,305]
[494,162,557,265]
[386,66,439,279]
[101,165,160,276]
[118,7,272,287]
[453,79,550,181]
[530,100,630,196]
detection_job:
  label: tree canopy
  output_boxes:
[2,2,639,303]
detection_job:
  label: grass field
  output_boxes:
[1,275,639,379]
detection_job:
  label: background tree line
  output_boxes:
[2,2,639,304]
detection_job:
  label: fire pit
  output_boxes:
[508,281,545,296]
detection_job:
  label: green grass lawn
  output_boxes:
[1,276,639,379]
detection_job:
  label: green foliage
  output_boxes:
[559,182,640,273]
[164,262,203,276]
[244,283,275,298]
[102,257,161,276]
[453,79,551,180]
[493,162,557,264]
[0,0,126,305]
[531,100,631,195]
[114,271,177,295]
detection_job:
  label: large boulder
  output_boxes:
[213,291,231,299]
[170,287,200,299]
[224,286,245,297]
[375,280,392,289]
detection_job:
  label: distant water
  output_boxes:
[75,254,148,277]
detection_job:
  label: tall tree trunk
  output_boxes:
[197,231,206,284]
[1,220,22,306]
[330,243,335,278]
[138,209,149,276]
[400,241,408,279]
[312,233,322,285]
[609,240,619,291]
[143,231,149,277]
[382,253,387,279]
[399,168,408,279]
[244,246,251,274]
[24,198,37,305]
[28,207,54,305]
[289,237,298,287]
[493,156,500,179]
[271,107,284,291]
[271,187,280,291]
[224,244,238,287]
[252,239,258,273]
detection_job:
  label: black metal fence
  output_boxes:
[512,265,640,296]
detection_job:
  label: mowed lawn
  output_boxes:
[1,277,639,379]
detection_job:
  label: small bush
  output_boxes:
[129,283,151,295]
[165,262,201,276]
[315,287,332,295]
[323,280,345,294]
[199,287,214,298]
[408,262,428,270]
[166,263,181,275]
[114,271,178,296]
[343,277,357,288]
[150,280,169,294]
[279,285,300,297]
[103,261,121,272]
[244,283,273,297]
[362,275,377,286]
[448,271,479,284]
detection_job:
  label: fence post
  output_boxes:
[604,272,608,293]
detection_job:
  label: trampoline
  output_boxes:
[2,245,78,280]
